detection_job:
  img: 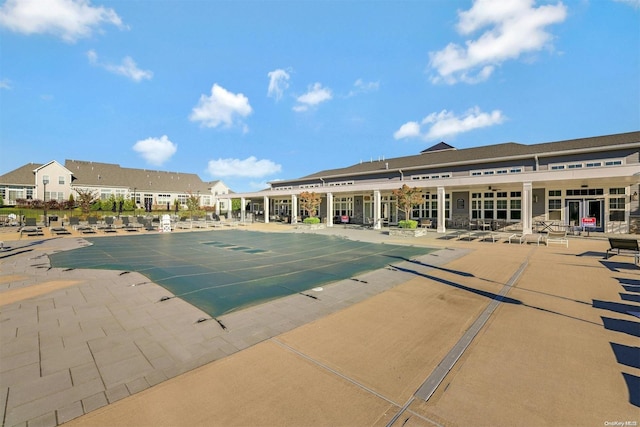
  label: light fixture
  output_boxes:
[43,177,49,227]
[633,191,639,201]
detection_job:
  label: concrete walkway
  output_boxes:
[1,224,638,426]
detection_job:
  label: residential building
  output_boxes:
[0,159,233,213]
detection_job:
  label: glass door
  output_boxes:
[566,199,604,231]
[587,200,603,230]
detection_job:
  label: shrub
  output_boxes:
[398,219,418,229]
[303,217,321,224]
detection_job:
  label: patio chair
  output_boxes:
[19,219,43,238]
[103,216,118,233]
[508,233,541,245]
[122,216,141,232]
[545,231,568,247]
[51,226,71,235]
[420,218,433,229]
[68,217,80,229]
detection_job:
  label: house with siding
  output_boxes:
[235,131,640,234]
[0,160,232,213]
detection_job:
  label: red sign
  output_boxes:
[581,217,597,227]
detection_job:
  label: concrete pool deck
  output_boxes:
[1,223,638,426]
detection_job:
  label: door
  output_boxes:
[566,199,604,231]
[587,200,603,230]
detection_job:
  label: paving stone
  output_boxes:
[81,392,108,413]
[41,344,93,376]
[125,377,150,394]
[0,333,38,358]
[24,410,57,427]
[144,370,168,387]
[70,362,101,386]
[0,350,39,374]
[7,370,72,409]
[55,401,84,424]
[97,355,153,389]
[0,362,40,387]
[104,384,129,404]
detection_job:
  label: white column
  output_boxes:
[373,190,382,230]
[263,195,270,223]
[215,198,220,217]
[326,192,333,227]
[437,186,446,233]
[291,194,298,224]
[241,197,246,222]
[522,182,533,234]
[226,198,232,219]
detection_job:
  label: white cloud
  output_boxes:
[293,82,332,112]
[393,121,421,140]
[190,84,252,129]
[0,78,11,89]
[267,68,290,100]
[394,107,505,141]
[132,135,177,166]
[87,50,153,82]
[0,0,124,43]
[348,78,380,97]
[429,0,567,84]
[207,156,282,178]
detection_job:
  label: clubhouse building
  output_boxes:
[237,131,640,234]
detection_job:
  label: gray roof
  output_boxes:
[297,131,640,181]
[65,160,212,193]
[0,163,42,185]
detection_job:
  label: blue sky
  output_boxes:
[1,0,638,193]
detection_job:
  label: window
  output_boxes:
[609,188,626,221]
[510,199,521,220]
[586,162,602,168]
[548,199,562,220]
[471,193,482,219]
[605,160,623,166]
[566,188,604,196]
[58,176,65,184]
[548,190,561,197]
[496,199,507,219]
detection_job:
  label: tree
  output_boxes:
[74,188,98,215]
[392,184,423,227]
[186,191,201,219]
[299,191,321,218]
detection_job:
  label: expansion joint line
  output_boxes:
[387,249,533,426]
[271,338,400,408]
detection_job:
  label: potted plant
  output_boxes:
[389,184,425,236]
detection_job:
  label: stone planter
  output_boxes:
[295,223,326,230]
[388,228,426,237]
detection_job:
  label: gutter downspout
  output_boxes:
[399,169,404,181]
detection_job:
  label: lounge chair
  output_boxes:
[545,231,568,247]
[606,238,639,265]
[509,233,541,245]
[103,216,118,233]
[420,218,433,229]
[122,216,142,231]
[51,226,71,235]
[20,218,44,237]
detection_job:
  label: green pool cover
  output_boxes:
[50,230,434,317]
